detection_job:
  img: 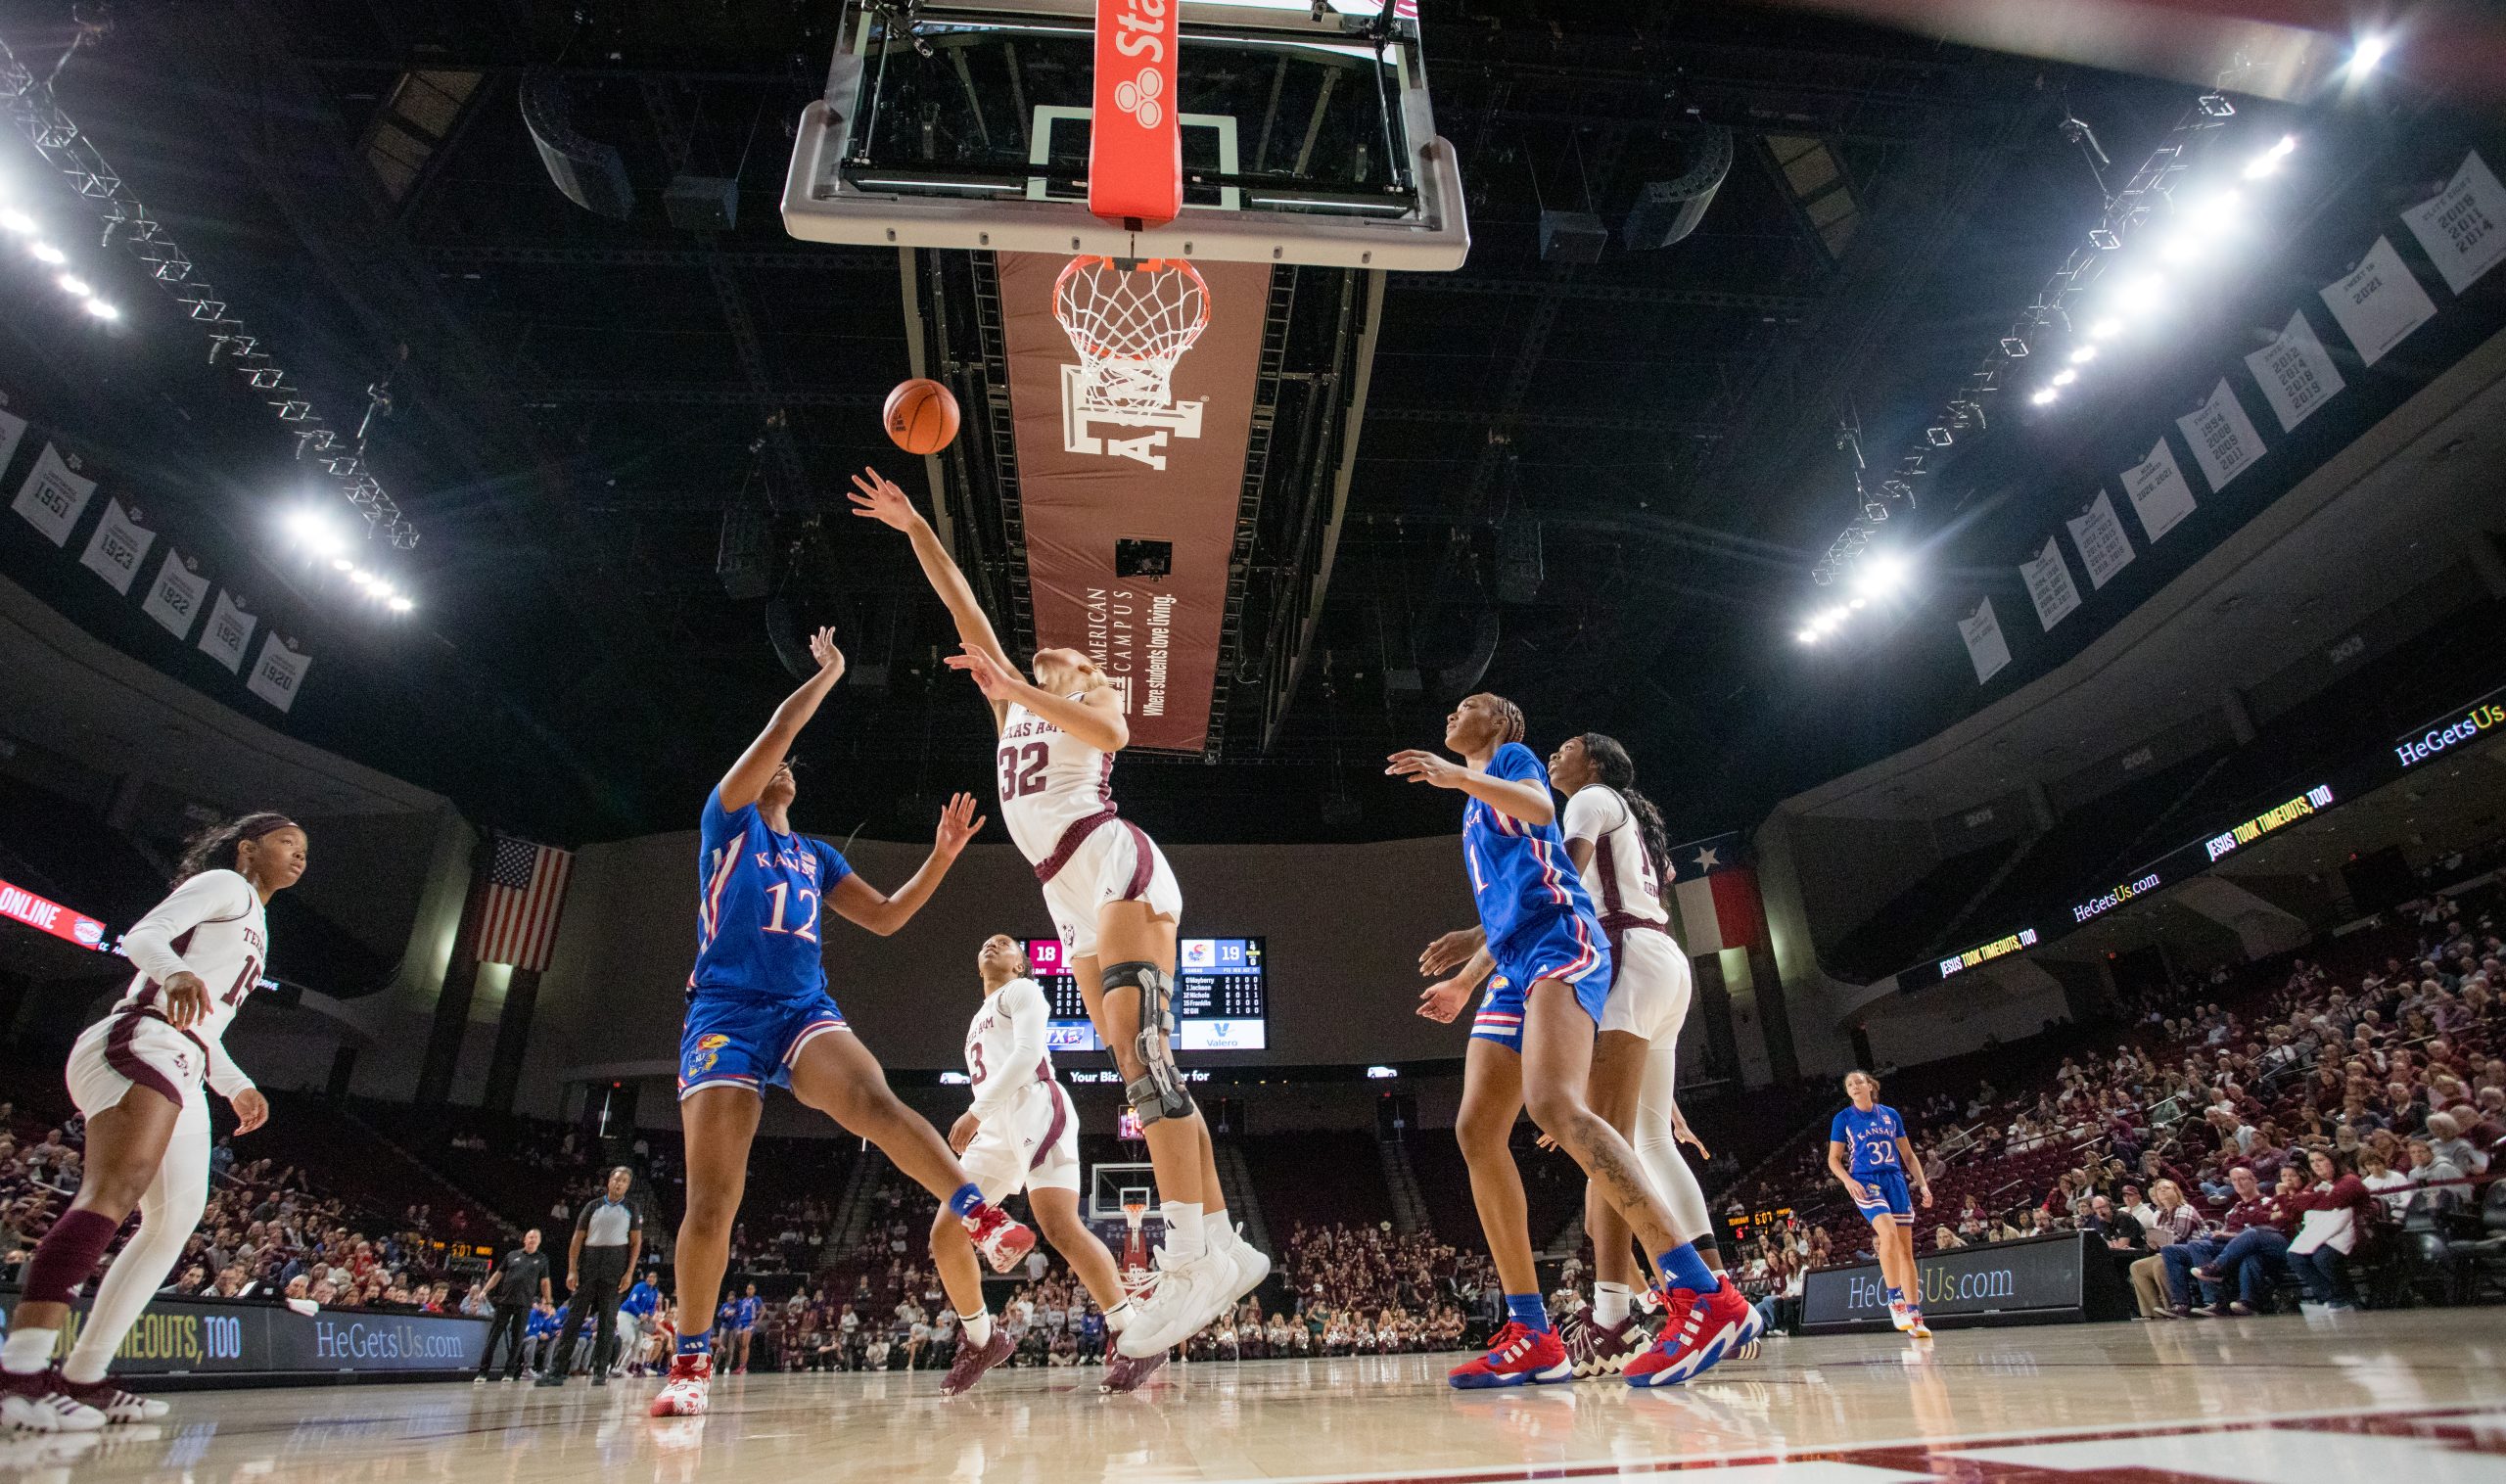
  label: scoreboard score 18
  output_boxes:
[1026,936,1269,1052]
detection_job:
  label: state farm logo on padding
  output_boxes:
[1113,68,1164,128]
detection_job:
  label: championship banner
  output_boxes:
[1088,0,1183,227]
[2319,236,2436,368]
[2402,150,2505,296]
[2243,308,2344,434]
[2065,490,2134,590]
[246,632,313,713]
[77,497,156,596]
[2174,378,2263,494]
[2120,437,2197,544]
[2019,533,2081,633]
[10,442,95,547]
[0,403,24,474]
[0,1288,489,1378]
[1001,252,1270,753]
[1958,597,2011,684]
[142,551,209,641]
[199,588,256,674]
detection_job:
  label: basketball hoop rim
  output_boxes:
[1052,253,1213,367]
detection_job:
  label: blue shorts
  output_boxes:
[678,987,849,1099]
[1468,912,1612,1052]
[1852,1170,1914,1224]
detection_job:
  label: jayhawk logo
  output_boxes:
[686,1032,731,1077]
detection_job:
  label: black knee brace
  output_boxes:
[1103,959,1192,1124]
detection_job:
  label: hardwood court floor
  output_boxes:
[7,1309,2505,1484]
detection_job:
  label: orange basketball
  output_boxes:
[882,378,960,455]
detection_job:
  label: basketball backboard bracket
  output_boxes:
[782,0,1468,271]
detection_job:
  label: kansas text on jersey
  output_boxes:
[691,786,856,1000]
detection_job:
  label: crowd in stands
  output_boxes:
[1,1099,479,1316]
[1714,876,2501,1318]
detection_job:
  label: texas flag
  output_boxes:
[1668,832,1763,955]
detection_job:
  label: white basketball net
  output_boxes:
[1053,255,1211,416]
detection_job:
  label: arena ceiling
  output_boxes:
[0,0,2285,845]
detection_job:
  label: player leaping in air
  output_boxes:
[1397,695,1761,1388]
[852,467,1269,1390]
[935,934,1152,1396]
[650,626,1035,1418]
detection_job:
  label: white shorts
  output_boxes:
[1041,818,1183,961]
[1599,927,1692,1044]
[66,1010,212,1136]
[961,1082,1081,1202]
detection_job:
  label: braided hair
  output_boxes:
[173,812,300,886]
[1487,694,1527,747]
[1575,732,1671,892]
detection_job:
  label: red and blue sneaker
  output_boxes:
[1447,1322,1573,1389]
[1625,1280,1763,1388]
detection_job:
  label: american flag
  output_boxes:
[476,834,575,971]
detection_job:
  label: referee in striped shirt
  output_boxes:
[537,1167,643,1387]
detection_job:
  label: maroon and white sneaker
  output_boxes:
[648,1353,713,1417]
[1625,1280,1763,1388]
[938,1329,1014,1397]
[0,1368,106,1433]
[1562,1312,1650,1378]
[56,1377,167,1425]
[1446,1322,1572,1389]
[962,1204,1037,1275]
[1099,1340,1168,1394]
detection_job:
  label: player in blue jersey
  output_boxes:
[651,626,1035,1417]
[1827,1070,1934,1337]
[1394,694,1760,1389]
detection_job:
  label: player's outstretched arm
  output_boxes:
[1384,750,1555,826]
[946,645,1128,753]
[850,468,1015,729]
[827,793,987,937]
[719,627,847,812]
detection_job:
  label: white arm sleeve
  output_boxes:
[969,979,1050,1119]
[121,871,254,985]
[1559,787,1610,846]
[205,1035,256,1099]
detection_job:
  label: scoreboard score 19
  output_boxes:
[1025,937,1269,1052]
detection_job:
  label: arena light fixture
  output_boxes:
[1853,553,1909,598]
[387,594,414,613]
[1796,627,1820,645]
[2088,316,2123,341]
[2348,34,2390,75]
[2031,388,2059,406]
[81,298,116,320]
[27,240,64,264]
[54,272,87,297]
[2070,346,2098,364]
[329,555,353,573]
[2052,369,2079,388]
[2243,135,2297,180]
[0,209,33,235]
[288,508,347,558]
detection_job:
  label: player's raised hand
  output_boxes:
[230,1087,269,1135]
[933,792,988,857]
[1386,749,1463,789]
[1417,975,1471,1023]
[162,970,210,1030]
[945,643,1019,701]
[847,467,921,530]
[808,626,848,682]
[1418,927,1482,977]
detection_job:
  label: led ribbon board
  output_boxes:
[1938,927,2038,979]
[2394,684,2505,769]
[0,876,109,949]
[2203,783,2334,862]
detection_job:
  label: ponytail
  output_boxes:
[174,812,300,886]
[1576,732,1671,890]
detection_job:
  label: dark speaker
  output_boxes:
[519,74,635,221]
[717,503,769,600]
[1497,520,1543,603]
[665,173,739,232]
[2342,845,2418,913]
[1538,209,1607,264]
[1624,126,1733,251]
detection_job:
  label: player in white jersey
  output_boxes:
[932,935,1147,1396]
[853,467,1268,1378]
[1,813,300,1432]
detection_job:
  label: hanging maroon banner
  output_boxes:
[999,252,1269,754]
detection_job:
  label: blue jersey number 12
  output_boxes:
[762,882,820,943]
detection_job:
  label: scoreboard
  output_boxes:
[1025,936,1269,1052]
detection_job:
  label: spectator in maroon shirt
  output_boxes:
[2163,1167,2280,1316]
[2285,1148,2375,1309]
